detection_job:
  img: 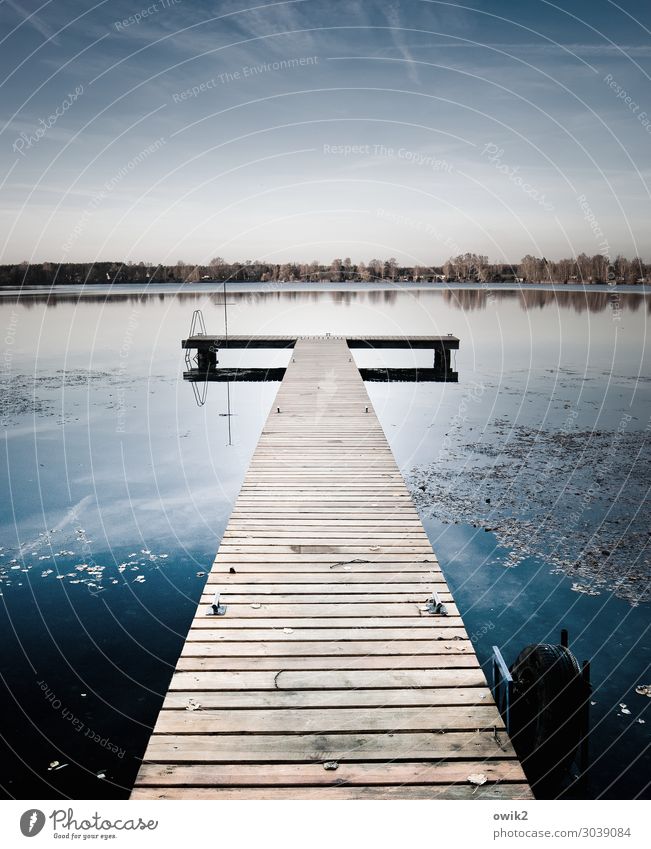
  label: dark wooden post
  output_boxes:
[434,346,451,376]
[196,347,217,372]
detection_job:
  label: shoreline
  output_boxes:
[1,280,650,298]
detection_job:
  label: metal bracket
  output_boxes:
[425,591,448,615]
[491,645,513,735]
[207,592,226,616]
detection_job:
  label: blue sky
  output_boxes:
[1,0,650,264]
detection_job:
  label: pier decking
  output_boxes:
[181,334,459,350]
[132,337,531,800]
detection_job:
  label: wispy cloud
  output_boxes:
[5,0,59,44]
[469,41,651,58]
[384,2,419,85]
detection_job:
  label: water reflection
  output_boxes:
[3,285,650,315]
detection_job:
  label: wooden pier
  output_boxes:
[132,337,531,800]
[182,333,459,382]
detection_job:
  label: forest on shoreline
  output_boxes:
[1,252,649,288]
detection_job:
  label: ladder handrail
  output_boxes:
[189,309,207,337]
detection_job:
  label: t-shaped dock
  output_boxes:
[132,336,531,799]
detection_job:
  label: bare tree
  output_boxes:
[384,257,398,280]
[574,253,591,281]
[279,263,293,281]
[367,259,383,280]
[330,258,343,281]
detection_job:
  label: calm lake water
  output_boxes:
[0,284,649,800]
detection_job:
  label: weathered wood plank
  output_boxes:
[192,603,457,618]
[180,639,472,657]
[132,785,534,800]
[206,562,442,572]
[188,615,463,628]
[167,668,488,691]
[203,583,449,593]
[141,730,516,762]
[162,687,492,708]
[205,574,442,585]
[134,760,527,787]
[154,704,502,732]
[174,654,483,671]
[198,593,454,603]
[183,628,470,643]
[212,554,438,562]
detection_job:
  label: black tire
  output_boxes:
[510,643,585,781]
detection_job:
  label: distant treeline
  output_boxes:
[1,253,649,287]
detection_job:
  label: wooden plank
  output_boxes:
[225,519,429,524]
[134,760,527,787]
[203,578,448,587]
[203,583,449,593]
[198,593,454,603]
[141,730,516,762]
[175,654,483,671]
[162,687,492,708]
[205,563,442,573]
[180,639,472,657]
[184,627,466,642]
[152,705,503,734]
[206,577,443,586]
[168,668,489,690]
[131,337,529,801]
[192,603,458,618]
[188,615,463,628]
[132,785,533,800]
[163,688,494,708]
[213,553,434,561]
[218,542,433,550]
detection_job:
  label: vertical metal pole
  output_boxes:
[226,380,232,446]
[223,277,232,446]
[580,660,591,774]
[504,676,511,736]
[561,628,569,648]
[223,279,229,344]
[492,646,513,736]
